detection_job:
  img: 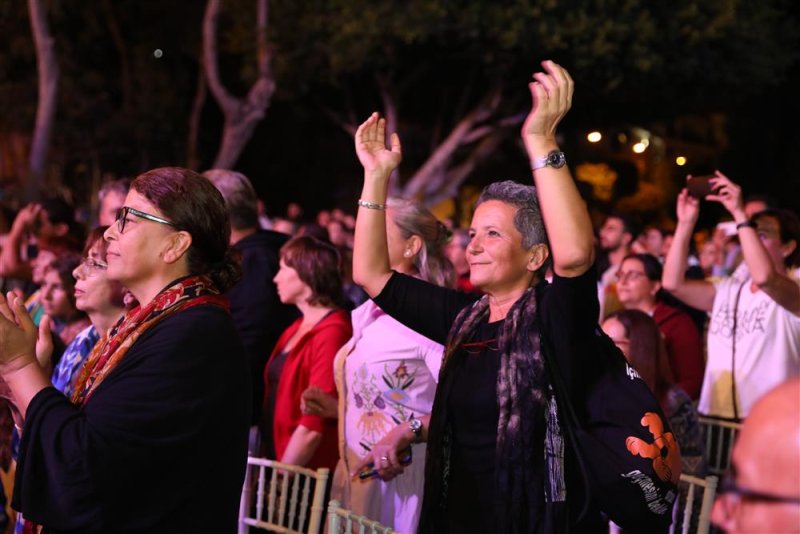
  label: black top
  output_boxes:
[13,305,251,534]
[446,320,501,533]
[263,349,290,459]
[374,266,601,533]
[228,230,299,424]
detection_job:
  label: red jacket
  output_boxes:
[653,302,704,400]
[265,309,351,471]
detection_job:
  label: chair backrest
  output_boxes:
[326,500,400,534]
[239,456,329,534]
[698,416,742,476]
[673,474,718,534]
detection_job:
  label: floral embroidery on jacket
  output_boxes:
[352,360,419,452]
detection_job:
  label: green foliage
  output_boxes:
[267,0,798,115]
[0,0,797,195]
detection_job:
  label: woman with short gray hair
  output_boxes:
[350,61,600,533]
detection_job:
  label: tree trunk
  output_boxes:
[319,83,518,208]
[203,0,275,170]
[186,60,207,170]
[401,88,501,201]
[101,0,133,112]
[26,0,59,201]
[377,77,402,197]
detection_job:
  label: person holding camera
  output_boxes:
[662,171,800,422]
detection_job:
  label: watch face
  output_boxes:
[547,151,566,168]
[409,418,422,434]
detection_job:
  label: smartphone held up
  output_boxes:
[686,175,719,199]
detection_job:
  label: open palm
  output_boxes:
[355,112,402,176]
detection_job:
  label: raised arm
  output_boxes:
[661,186,716,312]
[708,172,800,316]
[0,204,39,279]
[522,61,594,277]
[351,112,402,297]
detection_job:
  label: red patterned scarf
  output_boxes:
[70,275,228,406]
[23,277,227,533]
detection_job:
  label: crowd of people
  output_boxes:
[0,60,797,533]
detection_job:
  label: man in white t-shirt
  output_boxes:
[662,171,800,420]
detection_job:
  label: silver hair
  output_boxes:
[476,180,551,272]
[98,178,131,202]
[203,169,259,230]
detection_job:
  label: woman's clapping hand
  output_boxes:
[0,292,38,372]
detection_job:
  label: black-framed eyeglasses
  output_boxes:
[718,474,800,506]
[115,206,177,234]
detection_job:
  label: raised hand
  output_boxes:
[707,171,745,220]
[35,315,54,372]
[355,112,402,178]
[11,203,42,234]
[675,182,701,225]
[522,60,574,153]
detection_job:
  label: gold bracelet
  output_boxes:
[357,199,386,211]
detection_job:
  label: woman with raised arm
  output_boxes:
[0,167,250,532]
[350,61,599,533]
[301,198,453,534]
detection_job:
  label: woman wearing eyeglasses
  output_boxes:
[614,253,704,400]
[11,228,127,534]
[0,167,250,532]
[47,226,127,396]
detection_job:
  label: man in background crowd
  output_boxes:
[712,378,800,532]
[205,169,299,454]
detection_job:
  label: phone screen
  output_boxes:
[686,176,717,199]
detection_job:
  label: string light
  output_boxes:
[587,131,602,143]
[675,156,687,166]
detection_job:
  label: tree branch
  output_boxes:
[27,0,59,198]
[203,0,238,115]
[424,131,505,206]
[377,75,401,195]
[101,0,132,112]
[206,0,276,169]
[402,86,502,198]
[186,57,207,170]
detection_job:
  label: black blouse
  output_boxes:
[374,266,603,533]
[13,305,251,533]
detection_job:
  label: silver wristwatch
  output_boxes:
[408,417,423,443]
[531,149,566,170]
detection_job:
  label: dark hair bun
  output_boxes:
[209,247,242,292]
